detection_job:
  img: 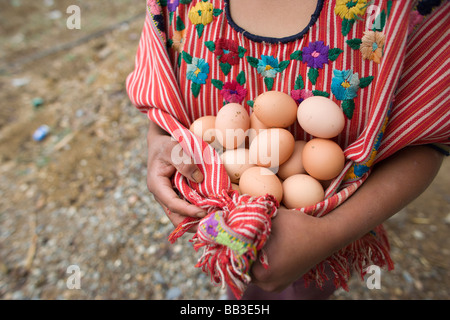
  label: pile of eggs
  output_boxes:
[189,92,346,209]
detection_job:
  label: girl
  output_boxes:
[127,0,449,299]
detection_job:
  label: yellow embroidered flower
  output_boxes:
[360,31,386,64]
[188,1,214,25]
[335,0,368,20]
[172,29,186,53]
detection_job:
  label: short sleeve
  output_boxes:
[377,1,450,161]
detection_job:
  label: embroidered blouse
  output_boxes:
[128,0,449,169]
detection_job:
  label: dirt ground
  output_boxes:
[0,1,449,300]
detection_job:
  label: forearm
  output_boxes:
[323,145,444,253]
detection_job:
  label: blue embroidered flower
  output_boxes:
[247,55,289,90]
[257,55,281,78]
[331,69,360,100]
[186,57,210,84]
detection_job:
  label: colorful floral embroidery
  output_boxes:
[417,0,442,16]
[345,108,390,181]
[205,214,219,237]
[360,31,386,64]
[148,0,162,15]
[331,69,360,101]
[335,0,369,36]
[186,57,209,84]
[172,29,186,53]
[291,89,314,104]
[147,0,166,41]
[408,0,442,35]
[183,51,210,97]
[290,74,329,104]
[290,41,343,85]
[331,69,373,119]
[205,39,246,75]
[408,10,424,35]
[246,55,290,90]
[167,15,187,66]
[188,0,223,38]
[220,81,248,104]
[200,212,250,256]
[212,71,248,104]
[167,0,180,12]
[346,7,387,64]
[303,41,330,69]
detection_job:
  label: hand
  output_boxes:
[251,208,335,293]
[146,122,206,231]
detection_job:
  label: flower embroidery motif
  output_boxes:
[335,0,368,20]
[360,31,386,64]
[172,29,186,53]
[167,0,180,12]
[214,39,241,65]
[189,1,214,25]
[183,51,210,97]
[291,89,314,104]
[205,38,246,75]
[334,0,369,36]
[302,41,330,69]
[186,57,209,84]
[188,0,223,38]
[247,55,290,90]
[331,69,360,101]
[256,55,281,78]
[147,0,166,41]
[220,80,248,104]
[205,215,219,237]
[331,69,374,119]
[290,41,343,85]
[417,0,442,16]
[408,10,424,35]
[148,0,162,15]
[212,71,248,104]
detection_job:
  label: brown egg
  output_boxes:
[189,116,217,144]
[249,128,295,168]
[302,138,345,180]
[248,112,269,145]
[282,174,324,209]
[215,103,250,149]
[297,96,345,138]
[239,167,283,203]
[253,91,298,128]
[220,148,255,184]
[277,140,307,180]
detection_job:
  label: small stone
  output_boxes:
[11,77,30,87]
[32,97,44,107]
[165,287,182,300]
[413,230,425,240]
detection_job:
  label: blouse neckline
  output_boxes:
[223,0,325,44]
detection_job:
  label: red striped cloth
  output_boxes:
[126,0,450,297]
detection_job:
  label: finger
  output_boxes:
[166,142,204,184]
[150,175,206,218]
[154,198,199,233]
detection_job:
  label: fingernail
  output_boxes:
[192,169,203,183]
[196,211,206,218]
